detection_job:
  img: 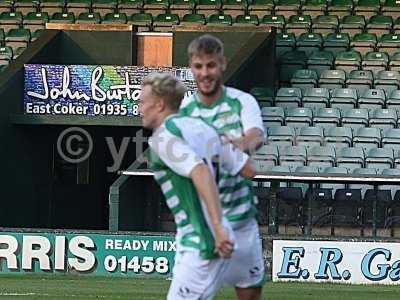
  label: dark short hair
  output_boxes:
[187,34,224,60]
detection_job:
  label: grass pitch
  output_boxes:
[0,275,399,300]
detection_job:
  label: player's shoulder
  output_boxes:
[180,92,196,111]
[225,86,256,102]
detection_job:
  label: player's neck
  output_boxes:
[154,110,178,129]
[198,86,223,106]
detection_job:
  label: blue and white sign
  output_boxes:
[273,240,400,284]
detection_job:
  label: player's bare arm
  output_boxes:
[230,128,265,155]
[239,159,256,179]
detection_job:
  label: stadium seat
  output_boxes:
[274,87,302,108]
[374,70,400,97]
[102,12,128,24]
[260,15,285,32]
[262,106,285,126]
[346,70,373,95]
[394,149,400,168]
[336,147,365,171]
[180,13,206,25]
[5,28,30,51]
[365,147,394,173]
[278,50,308,83]
[0,45,13,65]
[318,69,346,90]
[323,33,350,57]
[279,145,307,169]
[295,126,324,149]
[369,108,397,130]
[330,87,358,109]
[12,46,25,59]
[266,126,295,147]
[324,126,353,149]
[276,32,296,58]
[234,14,259,27]
[207,14,232,26]
[339,15,365,36]
[286,15,312,35]
[118,0,143,15]
[222,0,247,18]
[389,51,400,72]
[312,14,338,35]
[296,32,323,57]
[341,108,369,129]
[307,145,336,168]
[350,33,377,56]
[334,50,362,75]
[30,28,43,42]
[254,144,278,172]
[290,69,318,93]
[128,13,153,31]
[382,128,400,150]
[387,89,400,111]
[274,0,301,19]
[49,12,75,23]
[22,12,48,32]
[250,86,274,107]
[303,0,327,17]
[76,12,101,24]
[66,0,91,16]
[285,107,313,131]
[0,0,13,13]
[92,0,117,15]
[313,107,341,129]
[307,50,334,77]
[302,87,330,109]
[361,52,389,77]
[366,15,393,36]
[169,0,195,18]
[358,88,385,110]
[353,0,380,20]
[377,34,400,56]
[380,169,400,228]
[382,0,400,20]
[292,165,320,198]
[153,13,179,31]
[143,0,169,16]
[0,12,23,32]
[353,127,381,151]
[327,0,353,17]
[247,0,274,18]
[196,0,222,17]
[14,0,39,14]
[40,0,64,15]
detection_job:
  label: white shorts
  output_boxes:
[224,218,266,288]
[167,251,229,300]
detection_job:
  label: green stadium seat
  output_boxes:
[386,89,400,112]
[382,128,400,150]
[334,50,362,75]
[0,28,5,46]
[275,0,301,19]
[234,14,258,26]
[382,0,400,20]
[279,145,307,169]
[307,49,334,77]
[128,12,153,31]
[302,87,330,109]
[339,15,366,37]
[374,70,400,97]
[336,147,365,172]
[278,50,307,83]
[313,107,340,129]
[319,167,348,203]
[296,32,323,57]
[361,51,389,76]
[354,0,381,21]
[323,33,350,57]
[0,0,13,12]
[30,28,43,41]
[330,87,358,109]
[23,12,49,32]
[5,28,30,51]
[102,12,128,23]
[260,15,285,32]
[247,0,273,18]
[346,70,373,95]
[66,0,91,16]
[0,45,12,65]
[196,0,222,17]
[341,108,369,129]
[327,0,352,17]
[13,45,25,59]
[353,127,381,151]
[153,13,179,31]
[118,0,143,15]
[40,0,64,15]
[169,0,195,18]
[50,12,75,23]
[394,17,400,34]
[143,0,169,16]
[262,106,285,126]
[377,34,400,56]
[222,0,247,18]
[293,165,320,201]
[180,13,206,25]
[76,12,101,24]
[366,15,393,36]
[276,32,296,58]
[295,126,324,149]
[254,145,278,171]
[285,107,313,131]
[307,145,336,168]
[286,15,312,35]
[266,126,295,147]
[207,13,232,26]
[358,88,386,110]
[14,0,39,14]
[92,0,118,15]
[389,51,400,71]
[312,15,338,35]
[365,148,394,173]
[250,86,274,107]
[290,69,318,93]
[275,87,302,108]
[369,108,397,130]
[302,0,327,18]
[350,33,377,56]
[0,12,23,32]
[318,69,346,90]
[324,126,353,149]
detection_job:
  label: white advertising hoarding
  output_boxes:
[273,240,400,284]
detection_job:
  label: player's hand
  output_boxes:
[214,225,234,258]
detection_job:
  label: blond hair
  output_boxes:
[187,34,224,60]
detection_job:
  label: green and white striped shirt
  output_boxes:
[148,114,247,258]
[180,87,264,228]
